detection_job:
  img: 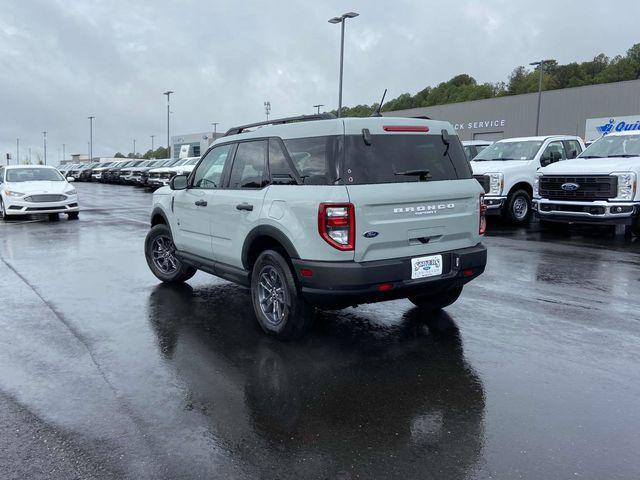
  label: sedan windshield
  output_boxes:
[7,168,64,182]
[473,140,543,161]
[579,134,640,158]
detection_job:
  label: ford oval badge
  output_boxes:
[561,182,580,191]
[363,231,379,238]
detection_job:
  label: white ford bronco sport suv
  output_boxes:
[471,135,585,224]
[534,130,640,235]
[144,114,487,338]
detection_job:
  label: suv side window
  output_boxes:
[228,140,268,189]
[540,141,566,166]
[563,140,582,159]
[269,139,297,185]
[191,144,233,189]
[283,136,334,185]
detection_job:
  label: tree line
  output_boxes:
[113,146,169,160]
[335,43,640,117]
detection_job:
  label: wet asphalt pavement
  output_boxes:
[0,183,639,480]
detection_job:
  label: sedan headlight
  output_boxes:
[487,173,504,196]
[65,188,77,195]
[534,173,542,198]
[612,172,637,200]
[4,190,25,197]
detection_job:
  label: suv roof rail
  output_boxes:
[224,113,336,136]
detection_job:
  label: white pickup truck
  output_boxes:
[471,135,585,224]
[533,131,640,235]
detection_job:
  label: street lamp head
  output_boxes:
[328,17,342,24]
[163,90,174,96]
[343,12,359,18]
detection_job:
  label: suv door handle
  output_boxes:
[236,203,253,211]
[195,200,208,207]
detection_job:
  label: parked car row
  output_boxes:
[469,132,639,235]
[55,157,201,189]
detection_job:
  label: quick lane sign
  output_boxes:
[585,115,640,142]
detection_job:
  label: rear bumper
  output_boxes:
[292,243,487,308]
[533,198,639,225]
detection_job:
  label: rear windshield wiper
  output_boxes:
[579,155,602,159]
[394,169,432,181]
[607,154,638,158]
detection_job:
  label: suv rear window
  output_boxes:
[343,134,471,184]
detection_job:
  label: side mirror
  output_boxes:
[66,177,75,182]
[540,156,551,167]
[170,174,188,190]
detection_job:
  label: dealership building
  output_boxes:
[385,79,640,142]
[170,131,224,159]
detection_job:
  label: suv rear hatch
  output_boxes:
[342,120,483,262]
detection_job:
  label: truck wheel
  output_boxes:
[67,212,79,220]
[408,286,463,311]
[0,199,7,221]
[631,216,640,237]
[504,189,531,225]
[145,224,196,283]
[251,250,313,340]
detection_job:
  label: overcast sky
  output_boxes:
[1,0,639,162]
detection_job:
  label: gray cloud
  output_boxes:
[1,0,639,161]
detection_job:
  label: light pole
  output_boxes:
[211,122,219,136]
[133,139,136,157]
[163,91,173,157]
[328,12,359,118]
[43,131,47,165]
[264,101,271,121]
[63,143,65,163]
[151,135,155,152]
[88,116,94,161]
[16,138,19,166]
[313,104,324,115]
[529,59,554,136]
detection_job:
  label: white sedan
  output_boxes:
[0,165,80,220]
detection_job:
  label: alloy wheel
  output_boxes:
[257,265,287,326]
[151,235,179,274]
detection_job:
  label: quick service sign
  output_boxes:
[585,115,640,142]
[453,119,507,132]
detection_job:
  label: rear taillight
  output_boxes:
[383,125,430,133]
[318,203,355,251]
[479,194,487,235]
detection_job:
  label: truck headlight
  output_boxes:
[612,172,637,201]
[534,173,542,198]
[487,173,503,196]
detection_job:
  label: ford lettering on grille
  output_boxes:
[561,183,580,191]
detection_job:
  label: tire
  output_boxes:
[67,212,79,220]
[408,286,463,311]
[144,224,197,283]
[503,189,531,225]
[250,249,313,340]
[631,216,640,237]
[0,198,7,222]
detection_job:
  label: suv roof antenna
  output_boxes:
[370,89,387,117]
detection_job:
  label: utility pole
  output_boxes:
[163,90,174,157]
[529,59,555,136]
[88,116,94,162]
[328,12,359,117]
[43,131,47,165]
[313,104,324,115]
[264,101,271,121]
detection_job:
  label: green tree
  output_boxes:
[114,152,125,158]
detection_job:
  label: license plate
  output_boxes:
[411,255,443,279]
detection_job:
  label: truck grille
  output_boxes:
[539,175,617,201]
[24,194,66,203]
[473,175,490,193]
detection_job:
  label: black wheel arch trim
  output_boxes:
[241,225,300,270]
[150,207,170,227]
